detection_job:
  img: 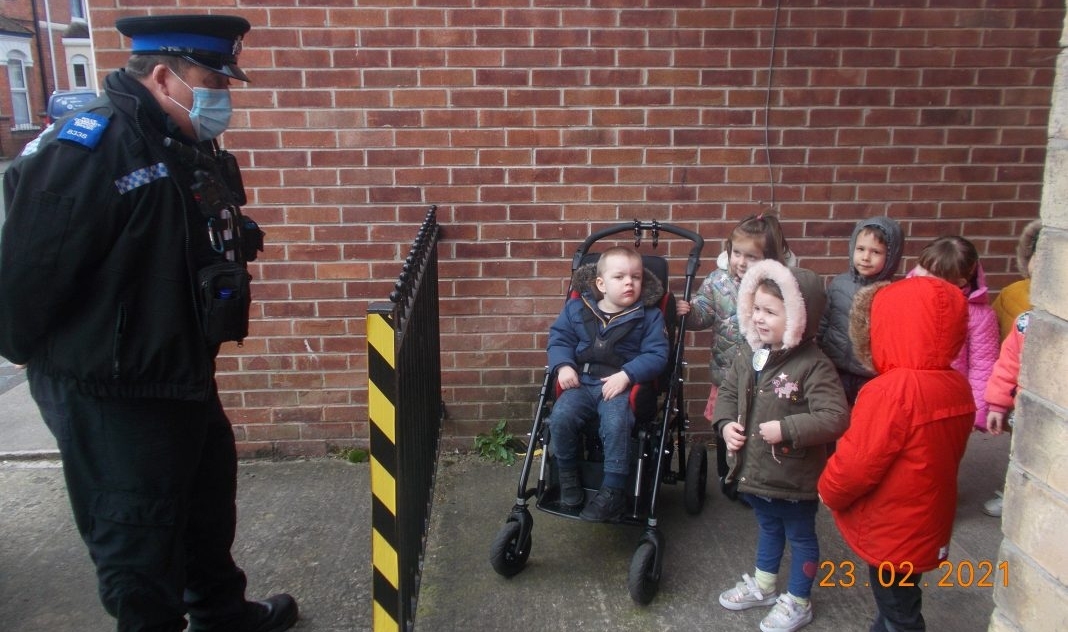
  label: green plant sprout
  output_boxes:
[474,420,528,465]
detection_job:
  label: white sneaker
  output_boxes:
[759,594,813,632]
[718,573,778,611]
[983,491,1003,517]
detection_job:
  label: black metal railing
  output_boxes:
[367,205,443,632]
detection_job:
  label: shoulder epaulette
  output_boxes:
[57,108,111,150]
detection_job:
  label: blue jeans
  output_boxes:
[745,494,820,599]
[548,380,634,477]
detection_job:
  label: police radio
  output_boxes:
[165,136,264,264]
[164,137,265,346]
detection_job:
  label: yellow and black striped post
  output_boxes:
[367,307,401,631]
[366,206,442,631]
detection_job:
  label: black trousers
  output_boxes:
[868,565,926,632]
[30,367,248,632]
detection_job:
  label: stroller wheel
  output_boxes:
[490,520,531,577]
[683,443,708,515]
[627,540,661,605]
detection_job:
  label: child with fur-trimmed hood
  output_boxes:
[711,261,848,632]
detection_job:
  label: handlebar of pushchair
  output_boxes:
[570,220,705,280]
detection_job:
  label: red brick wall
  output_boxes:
[90,0,1061,456]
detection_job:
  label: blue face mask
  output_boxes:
[169,71,233,141]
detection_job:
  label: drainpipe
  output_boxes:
[42,0,59,93]
[31,0,51,109]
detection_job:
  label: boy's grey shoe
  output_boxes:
[558,468,584,508]
[579,486,626,522]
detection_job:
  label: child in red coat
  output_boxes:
[818,277,975,631]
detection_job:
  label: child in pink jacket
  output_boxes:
[981,310,1029,517]
[908,236,1000,431]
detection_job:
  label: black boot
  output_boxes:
[242,594,298,632]
[579,486,626,522]
[558,468,584,508]
[189,594,298,632]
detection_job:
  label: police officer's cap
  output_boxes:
[116,14,251,82]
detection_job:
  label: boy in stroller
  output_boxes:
[545,246,669,522]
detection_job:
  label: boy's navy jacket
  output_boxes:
[547,263,669,387]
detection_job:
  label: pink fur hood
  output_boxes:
[737,260,826,352]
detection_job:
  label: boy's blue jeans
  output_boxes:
[744,494,820,599]
[548,380,634,478]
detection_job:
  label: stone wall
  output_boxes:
[988,15,1068,632]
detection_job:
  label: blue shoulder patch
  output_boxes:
[57,112,109,149]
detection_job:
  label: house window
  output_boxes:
[70,0,86,21]
[72,55,89,88]
[7,56,35,130]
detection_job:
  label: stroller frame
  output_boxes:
[490,220,707,604]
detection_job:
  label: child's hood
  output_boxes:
[849,276,967,373]
[1016,218,1042,276]
[849,216,904,281]
[737,260,826,351]
[571,260,665,308]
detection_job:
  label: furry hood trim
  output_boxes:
[850,276,967,374]
[571,261,665,308]
[1016,219,1042,277]
[847,281,890,372]
[737,260,824,351]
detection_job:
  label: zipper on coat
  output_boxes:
[111,304,127,379]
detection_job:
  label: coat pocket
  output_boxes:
[197,262,251,345]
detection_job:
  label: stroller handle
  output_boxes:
[571,220,704,280]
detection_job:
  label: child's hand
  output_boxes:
[601,371,631,400]
[675,299,691,316]
[556,365,579,390]
[723,421,746,452]
[987,410,1005,435]
[758,420,783,444]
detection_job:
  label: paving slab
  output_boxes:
[0,459,370,632]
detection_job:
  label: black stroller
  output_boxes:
[489,220,707,604]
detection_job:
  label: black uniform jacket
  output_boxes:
[0,70,228,401]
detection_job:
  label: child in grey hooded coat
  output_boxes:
[817,216,904,405]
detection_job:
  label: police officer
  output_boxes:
[0,14,296,632]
